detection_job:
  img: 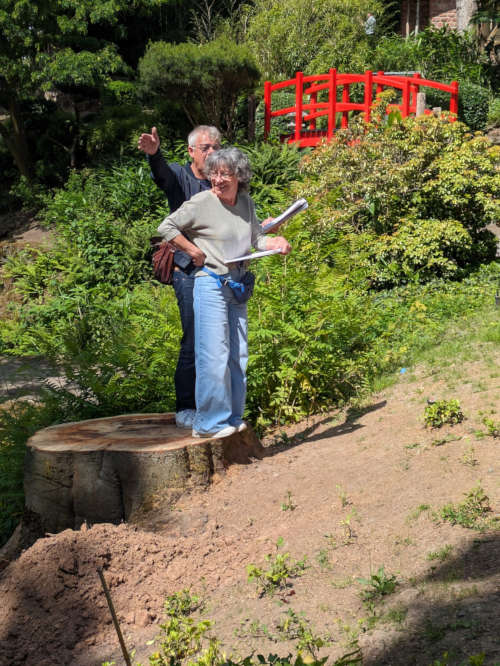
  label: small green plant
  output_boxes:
[481,415,499,438]
[234,618,271,640]
[276,609,332,659]
[315,549,331,570]
[461,445,478,467]
[431,433,462,447]
[424,399,464,428]
[323,533,338,550]
[383,606,407,626]
[336,484,351,507]
[357,566,398,602]
[426,544,453,562]
[439,484,496,530]
[247,538,308,596]
[340,512,357,544]
[281,490,297,511]
[430,650,485,665]
[406,504,431,522]
[163,588,202,617]
[145,589,219,665]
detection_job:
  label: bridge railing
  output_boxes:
[264,69,459,147]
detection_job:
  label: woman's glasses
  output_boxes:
[211,171,234,182]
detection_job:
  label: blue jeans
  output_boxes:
[193,273,248,434]
[172,270,196,412]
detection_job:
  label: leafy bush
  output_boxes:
[373,27,491,88]
[487,96,500,128]
[247,537,308,596]
[297,112,499,288]
[357,566,398,602]
[439,485,496,530]
[364,218,473,289]
[138,38,260,139]
[424,399,465,428]
[246,0,385,80]
[0,399,68,546]
[243,140,304,216]
[1,161,169,354]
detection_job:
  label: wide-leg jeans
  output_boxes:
[193,274,248,434]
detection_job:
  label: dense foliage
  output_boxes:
[371,26,497,130]
[138,38,260,139]
[298,110,499,288]
[0,0,172,180]
[245,0,385,80]
[1,3,499,548]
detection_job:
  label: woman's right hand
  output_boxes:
[189,247,207,267]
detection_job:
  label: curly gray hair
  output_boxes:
[204,147,252,191]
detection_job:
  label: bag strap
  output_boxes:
[200,267,244,293]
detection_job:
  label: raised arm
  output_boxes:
[138,126,177,194]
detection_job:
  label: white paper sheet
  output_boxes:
[261,198,308,232]
[225,248,283,263]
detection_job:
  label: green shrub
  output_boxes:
[138,38,260,139]
[487,96,500,127]
[439,484,495,530]
[243,140,304,216]
[373,27,491,88]
[246,0,384,80]
[458,81,490,131]
[247,537,308,596]
[297,113,499,289]
[0,399,68,546]
[426,80,489,130]
[357,566,398,602]
[424,399,464,428]
[364,218,473,288]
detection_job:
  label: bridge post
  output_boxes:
[341,85,349,129]
[450,81,459,120]
[402,79,410,117]
[410,72,421,114]
[327,68,337,139]
[309,92,317,130]
[376,71,384,97]
[364,70,373,123]
[264,80,271,138]
[295,71,304,142]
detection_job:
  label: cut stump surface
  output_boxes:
[24,413,264,538]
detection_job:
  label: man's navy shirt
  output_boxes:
[148,150,211,270]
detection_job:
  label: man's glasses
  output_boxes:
[196,143,220,153]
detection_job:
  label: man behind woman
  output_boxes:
[157,147,291,438]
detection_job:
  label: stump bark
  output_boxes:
[23,413,265,536]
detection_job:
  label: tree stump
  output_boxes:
[23,413,265,536]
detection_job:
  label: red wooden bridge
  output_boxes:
[264,69,459,147]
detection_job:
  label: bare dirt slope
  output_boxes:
[0,352,499,666]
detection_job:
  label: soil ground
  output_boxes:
[0,209,499,666]
[0,347,499,666]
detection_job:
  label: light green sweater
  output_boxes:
[157,190,268,275]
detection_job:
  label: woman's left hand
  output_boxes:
[265,236,291,255]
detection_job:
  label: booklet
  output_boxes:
[225,248,283,263]
[261,198,308,232]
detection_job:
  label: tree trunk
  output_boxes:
[456,0,477,33]
[0,94,33,180]
[22,413,265,541]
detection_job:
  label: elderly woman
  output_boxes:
[157,147,291,438]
